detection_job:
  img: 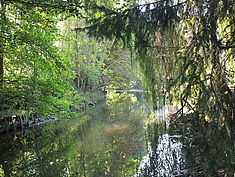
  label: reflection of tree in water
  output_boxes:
[137,124,187,177]
[76,93,146,177]
[168,114,235,176]
[0,96,146,177]
[137,113,235,177]
[1,93,233,177]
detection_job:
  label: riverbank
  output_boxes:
[0,92,106,135]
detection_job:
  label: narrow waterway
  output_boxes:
[0,92,234,176]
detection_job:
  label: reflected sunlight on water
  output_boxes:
[136,133,187,177]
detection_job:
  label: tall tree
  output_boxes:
[0,2,6,86]
[0,0,77,120]
[0,0,123,122]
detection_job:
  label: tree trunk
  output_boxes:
[75,21,81,90]
[0,51,3,86]
[0,2,6,86]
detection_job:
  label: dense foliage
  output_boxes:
[84,0,235,125]
[0,1,76,118]
[0,0,139,132]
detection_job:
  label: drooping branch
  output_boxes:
[220,45,235,50]
[4,0,83,9]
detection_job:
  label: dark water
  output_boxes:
[0,92,234,177]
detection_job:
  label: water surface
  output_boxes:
[0,92,234,176]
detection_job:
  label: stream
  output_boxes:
[0,91,234,176]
